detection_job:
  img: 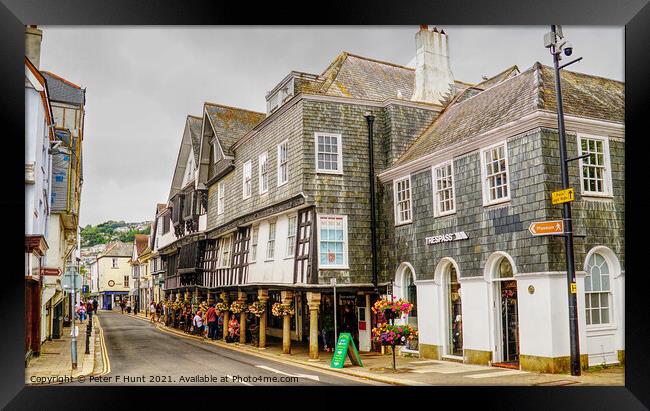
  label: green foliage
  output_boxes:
[81,220,151,247]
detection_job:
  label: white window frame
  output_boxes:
[258,152,268,194]
[317,215,349,270]
[584,252,613,328]
[242,160,252,199]
[314,132,343,175]
[286,215,297,258]
[577,133,613,198]
[393,175,413,226]
[480,141,511,206]
[217,181,225,215]
[277,140,289,187]
[250,225,259,263]
[217,235,232,268]
[432,161,456,217]
[112,258,118,268]
[266,221,276,261]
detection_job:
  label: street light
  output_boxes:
[544,25,583,376]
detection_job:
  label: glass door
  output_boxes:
[447,265,463,356]
[500,280,519,364]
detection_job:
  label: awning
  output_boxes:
[41,286,56,307]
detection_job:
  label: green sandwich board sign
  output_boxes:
[330,332,363,368]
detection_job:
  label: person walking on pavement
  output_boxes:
[120,300,125,314]
[155,302,162,323]
[92,298,98,315]
[205,304,218,340]
[149,301,156,323]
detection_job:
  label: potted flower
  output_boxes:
[215,302,229,313]
[271,302,295,317]
[248,301,266,318]
[230,301,248,314]
[372,323,418,346]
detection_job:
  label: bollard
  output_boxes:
[85,322,91,354]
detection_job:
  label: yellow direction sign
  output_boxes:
[529,220,564,236]
[570,283,577,294]
[552,188,575,205]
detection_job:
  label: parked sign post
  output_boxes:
[528,220,564,236]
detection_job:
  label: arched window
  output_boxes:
[585,253,611,325]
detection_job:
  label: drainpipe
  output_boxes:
[364,112,379,290]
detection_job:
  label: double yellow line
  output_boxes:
[94,316,111,376]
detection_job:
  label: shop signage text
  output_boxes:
[425,231,469,245]
[330,332,363,369]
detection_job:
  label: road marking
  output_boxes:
[409,360,440,365]
[226,374,253,386]
[465,370,529,379]
[256,365,320,381]
[411,365,478,374]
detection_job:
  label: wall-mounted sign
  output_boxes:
[108,280,115,287]
[529,220,564,236]
[551,188,575,205]
[425,231,469,245]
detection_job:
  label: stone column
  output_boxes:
[306,292,321,360]
[221,292,230,340]
[206,292,212,305]
[281,291,294,354]
[238,291,247,344]
[257,289,268,349]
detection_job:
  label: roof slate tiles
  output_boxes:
[205,103,266,156]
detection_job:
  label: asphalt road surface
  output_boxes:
[90,311,383,386]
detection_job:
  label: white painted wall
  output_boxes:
[25,86,50,238]
[97,256,131,292]
[247,213,296,285]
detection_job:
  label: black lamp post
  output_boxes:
[545,25,584,376]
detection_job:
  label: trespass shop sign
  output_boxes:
[425,231,469,245]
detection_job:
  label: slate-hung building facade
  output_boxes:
[378,58,624,372]
[159,26,478,355]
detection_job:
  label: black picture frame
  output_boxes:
[2,0,649,409]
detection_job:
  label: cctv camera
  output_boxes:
[564,42,573,56]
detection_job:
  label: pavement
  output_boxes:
[117,310,624,386]
[25,314,101,385]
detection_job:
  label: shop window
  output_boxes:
[318,215,348,269]
[585,253,611,325]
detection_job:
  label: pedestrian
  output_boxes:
[149,301,156,323]
[217,312,224,340]
[193,310,205,337]
[155,302,162,323]
[205,304,217,340]
[120,300,125,314]
[321,312,334,352]
[248,315,259,347]
[227,316,239,343]
[79,302,86,323]
[92,298,98,314]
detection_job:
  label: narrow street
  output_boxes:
[91,311,384,386]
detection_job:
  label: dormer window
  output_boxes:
[266,76,295,114]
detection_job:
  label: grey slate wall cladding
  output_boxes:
[206,101,305,230]
[300,99,437,285]
[380,127,625,283]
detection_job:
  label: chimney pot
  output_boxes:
[420,24,428,31]
[412,25,455,105]
[432,26,439,33]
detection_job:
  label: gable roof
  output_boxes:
[316,52,474,103]
[41,71,85,106]
[394,62,624,167]
[168,114,202,200]
[188,115,202,163]
[99,241,132,258]
[134,234,149,256]
[204,103,265,156]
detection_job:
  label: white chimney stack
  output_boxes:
[25,25,43,69]
[412,25,455,105]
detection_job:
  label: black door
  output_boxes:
[52,301,63,339]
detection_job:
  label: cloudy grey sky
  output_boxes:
[38,26,623,227]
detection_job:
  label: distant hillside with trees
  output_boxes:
[81,220,151,247]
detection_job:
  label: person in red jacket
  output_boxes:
[205,304,218,340]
